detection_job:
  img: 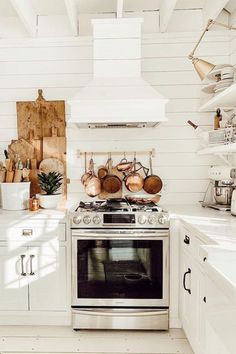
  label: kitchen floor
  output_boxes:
[0,326,193,354]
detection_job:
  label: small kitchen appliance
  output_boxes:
[231,189,236,216]
[202,166,236,211]
[70,198,169,330]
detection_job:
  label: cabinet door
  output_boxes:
[179,250,193,339]
[0,246,28,310]
[28,242,67,311]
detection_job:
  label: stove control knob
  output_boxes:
[93,215,101,225]
[158,215,168,225]
[83,215,91,224]
[138,215,147,224]
[148,215,157,224]
[73,215,82,224]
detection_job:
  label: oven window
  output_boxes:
[77,239,163,299]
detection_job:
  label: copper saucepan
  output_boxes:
[85,157,101,197]
[81,152,92,186]
[125,155,144,193]
[116,154,133,173]
[103,155,122,194]
[143,154,163,194]
[125,194,161,205]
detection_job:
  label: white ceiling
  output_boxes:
[0,0,235,38]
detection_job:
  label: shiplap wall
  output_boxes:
[0,29,230,205]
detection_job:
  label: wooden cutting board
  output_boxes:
[17,90,65,140]
[29,130,42,166]
[43,127,66,195]
[98,167,123,200]
[8,138,35,165]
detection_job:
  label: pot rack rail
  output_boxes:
[77,149,155,158]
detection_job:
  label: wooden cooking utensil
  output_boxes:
[29,158,40,196]
[5,159,14,183]
[143,154,163,194]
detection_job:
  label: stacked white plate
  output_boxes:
[214,66,234,93]
[202,64,235,95]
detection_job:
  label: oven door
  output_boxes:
[72,229,169,307]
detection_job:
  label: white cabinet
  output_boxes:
[179,225,206,354]
[0,219,69,325]
[29,244,67,311]
[0,246,28,311]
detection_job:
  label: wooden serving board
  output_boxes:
[43,127,67,195]
[15,90,67,198]
[16,92,65,140]
[98,167,123,200]
[8,138,35,165]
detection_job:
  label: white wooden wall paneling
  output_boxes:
[0,30,229,205]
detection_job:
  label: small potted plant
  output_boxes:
[38,171,63,209]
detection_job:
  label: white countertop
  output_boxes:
[168,204,236,249]
[0,207,67,222]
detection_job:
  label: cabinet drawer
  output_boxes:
[180,225,205,261]
[180,226,193,253]
[0,223,66,242]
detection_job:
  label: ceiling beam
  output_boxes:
[9,0,37,36]
[229,9,236,27]
[64,0,78,36]
[117,0,124,18]
[159,0,177,32]
[202,0,229,26]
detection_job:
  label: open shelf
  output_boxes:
[198,143,236,155]
[199,82,236,112]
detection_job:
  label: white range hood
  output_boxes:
[68,18,168,128]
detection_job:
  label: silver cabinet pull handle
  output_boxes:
[29,255,35,275]
[20,255,27,276]
[22,229,33,236]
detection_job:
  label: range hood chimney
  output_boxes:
[68,17,168,128]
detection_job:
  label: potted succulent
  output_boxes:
[38,171,63,209]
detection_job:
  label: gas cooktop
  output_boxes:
[70,198,169,229]
[76,198,164,213]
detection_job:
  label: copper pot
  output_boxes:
[85,158,101,197]
[81,152,92,186]
[143,155,163,194]
[103,156,122,194]
[116,156,133,172]
[125,156,144,192]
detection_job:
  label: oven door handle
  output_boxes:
[72,231,169,239]
[72,309,168,317]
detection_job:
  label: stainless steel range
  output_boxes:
[70,198,169,330]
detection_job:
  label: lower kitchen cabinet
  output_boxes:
[0,246,29,311]
[179,225,206,354]
[28,244,67,311]
[0,244,67,312]
[0,220,69,325]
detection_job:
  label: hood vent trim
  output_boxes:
[84,122,159,129]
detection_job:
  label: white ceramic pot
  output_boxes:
[39,194,62,209]
[1,182,30,210]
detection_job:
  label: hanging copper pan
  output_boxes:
[143,154,163,194]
